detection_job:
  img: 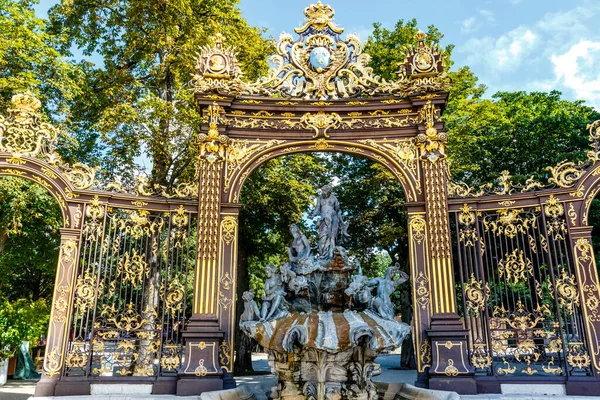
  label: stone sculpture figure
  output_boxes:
[287,223,311,262]
[345,274,373,308]
[241,291,261,322]
[369,264,409,320]
[310,184,349,260]
[261,264,286,320]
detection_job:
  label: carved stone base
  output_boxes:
[34,378,58,397]
[177,321,224,395]
[176,376,223,396]
[426,313,476,395]
[268,347,380,400]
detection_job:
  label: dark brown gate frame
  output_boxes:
[0,2,598,397]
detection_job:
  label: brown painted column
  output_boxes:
[566,226,600,395]
[34,229,81,397]
[216,205,240,389]
[414,100,476,394]
[407,209,433,388]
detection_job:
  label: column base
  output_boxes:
[414,370,429,389]
[567,378,600,395]
[34,378,58,397]
[223,372,236,389]
[152,376,178,394]
[429,376,477,394]
[177,376,223,395]
[427,313,476,395]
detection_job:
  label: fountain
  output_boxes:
[240,185,411,400]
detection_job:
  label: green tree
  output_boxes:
[49,0,274,185]
[0,298,49,359]
[0,0,84,119]
[0,177,62,302]
[234,153,327,373]
[446,91,599,186]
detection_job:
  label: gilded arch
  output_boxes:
[0,157,80,228]
[225,138,421,204]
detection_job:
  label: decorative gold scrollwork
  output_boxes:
[43,347,63,378]
[545,195,568,240]
[221,216,237,245]
[195,359,208,377]
[567,342,592,369]
[552,268,580,312]
[471,341,492,370]
[492,300,551,332]
[444,359,459,376]
[219,341,232,372]
[75,271,99,311]
[464,274,489,317]
[547,160,585,188]
[415,271,430,310]
[483,208,537,239]
[160,345,181,371]
[162,276,185,316]
[117,249,149,287]
[458,204,477,247]
[172,205,189,228]
[409,215,426,245]
[498,250,534,285]
[301,111,342,139]
[65,342,88,369]
[419,339,432,369]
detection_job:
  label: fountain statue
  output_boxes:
[240,185,411,400]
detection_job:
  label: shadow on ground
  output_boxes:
[0,379,38,400]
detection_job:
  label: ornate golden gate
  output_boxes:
[0,2,599,396]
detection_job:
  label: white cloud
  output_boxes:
[509,0,523,4]
[479,9,495,23]
[551,40,600,108]
[461,17,477,33]
[460,10,495,34]
[461,27,539,72]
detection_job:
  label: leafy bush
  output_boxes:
[0,298,50,360]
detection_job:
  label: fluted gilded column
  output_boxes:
[414,100,476,394]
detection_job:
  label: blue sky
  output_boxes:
[36,0,600,109]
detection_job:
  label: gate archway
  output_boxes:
[0,1,599,397]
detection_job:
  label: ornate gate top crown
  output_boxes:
[191,2,450,100]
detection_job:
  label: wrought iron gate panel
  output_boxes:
[63,201,196,378]
[452,199,592,379]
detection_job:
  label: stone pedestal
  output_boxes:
[176,321,224,396]
[426,313,476,395]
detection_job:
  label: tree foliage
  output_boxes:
[49,0,274,185]
[0,298,49,359]
[0,0,83,115]
[446,91,600,185]
[0,177,62,302]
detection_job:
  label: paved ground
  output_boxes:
[0,353,414,399]
[0,378,38,400]
[7,353,596,399]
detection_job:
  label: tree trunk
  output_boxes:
[233,243,255,374]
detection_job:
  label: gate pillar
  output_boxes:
[407,209,433,388]
[35,229,82,397]
[415,100,476,393]
[178,103,237,395]
[566,227,600,395]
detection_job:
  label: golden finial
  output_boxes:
[11,92,41,113]
[295,2,343,34]
[415,30,428,42]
